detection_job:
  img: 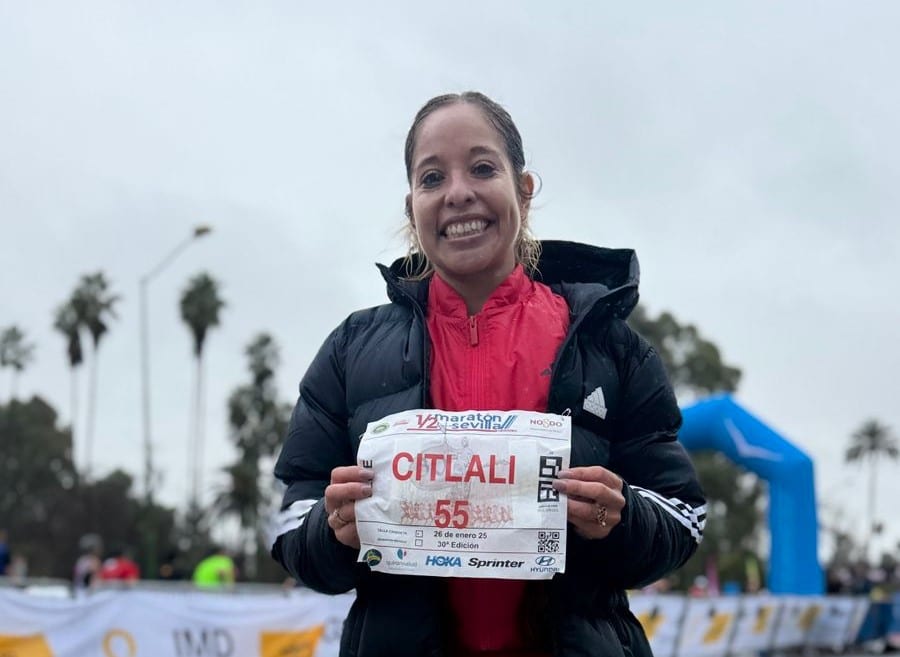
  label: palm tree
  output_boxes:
[0,325,35,401]
[845,419,899,560]
[53,302,84,460]
[179,272,225,509]
[71,272,120,478]
[215,333,290,578]
[214,457,262,575]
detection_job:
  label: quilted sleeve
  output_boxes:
[270,318,362,594]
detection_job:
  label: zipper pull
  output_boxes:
[468,316,479,346]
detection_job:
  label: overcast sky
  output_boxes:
[2,2,898,562]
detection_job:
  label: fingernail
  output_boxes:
[359,468,374,480]
[552,480,567,492]
[361,485,373,496]
[556,470,573,479]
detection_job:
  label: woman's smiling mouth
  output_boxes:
[441,218,490,239]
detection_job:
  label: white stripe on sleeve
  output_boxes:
[630,485,707,544]
[267,498,319,549]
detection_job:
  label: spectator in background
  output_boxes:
[99,546,141,584]
[0,529,10,575]
[7,553,27,587]
[688,575,710,597]
[192,546,236,589]
[73,533,103,590]
[158,549,187,581]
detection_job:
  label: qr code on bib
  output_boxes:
[537,531,560,553]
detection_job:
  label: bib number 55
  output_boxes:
[434,499,469,528]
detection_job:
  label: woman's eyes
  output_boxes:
[421,171,444,188]
[472,162,497,177]
[419,162,497,188]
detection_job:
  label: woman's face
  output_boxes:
[407,103,530,286]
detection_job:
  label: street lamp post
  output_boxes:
[139,225,212,505]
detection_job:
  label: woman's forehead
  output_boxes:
[413,104,504,165]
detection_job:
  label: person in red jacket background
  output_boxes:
[272,92,706,657]
[99,546,141,584]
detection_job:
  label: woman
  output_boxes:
[272,92,706,657]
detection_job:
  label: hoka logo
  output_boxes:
[425,555,462,567]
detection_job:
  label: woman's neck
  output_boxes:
[435,266,517,315]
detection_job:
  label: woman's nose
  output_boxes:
[444,172,475,207]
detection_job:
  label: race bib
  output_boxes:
[354,409,570,579]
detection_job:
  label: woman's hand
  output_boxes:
[552,466,625,540]
[324,466,374,549]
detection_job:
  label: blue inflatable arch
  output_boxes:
[679,394,824,594]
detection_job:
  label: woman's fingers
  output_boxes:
[326,466,374,548]
[330,466,374,484]
[553,478,624,506]
[566,495,621,527]
[325,482,373,512]
[325,466,374,512]
[552,466,625,539]
[557,466,622,491]
[326,493,365,547]
[330,511,362,549]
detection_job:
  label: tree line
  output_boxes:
[627,307,898,590]
[1,270,291,582]
[1,276,898,587]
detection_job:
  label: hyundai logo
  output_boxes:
[535,556,556,567]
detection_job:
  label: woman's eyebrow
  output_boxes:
[415,154,442,171]
[469,145,502,158]
[414,145,502,172]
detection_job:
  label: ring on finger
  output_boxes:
[331,507,350,526]
[595,503,608,527]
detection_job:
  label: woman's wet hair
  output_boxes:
[402,91,540,279]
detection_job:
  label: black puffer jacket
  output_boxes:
[272,241,706,657]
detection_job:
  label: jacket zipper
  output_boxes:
[468,315,483,405]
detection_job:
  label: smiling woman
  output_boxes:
[403,94,539,309]
[271,91,707,657]
[404,99,534,316]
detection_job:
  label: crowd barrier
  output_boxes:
[628,594,875,657]
[0,584,895,657]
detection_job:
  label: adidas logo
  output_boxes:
[583,386,607,419]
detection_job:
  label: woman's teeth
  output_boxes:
[444,220,488,238]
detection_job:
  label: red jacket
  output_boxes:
[100,556,140,581]
[427,266,569,655]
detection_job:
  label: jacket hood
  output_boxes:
[378,240,640,321]
[535,240,640,321]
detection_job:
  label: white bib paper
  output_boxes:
[354,409,570,579]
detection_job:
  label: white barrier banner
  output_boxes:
[355,409,571,579]
[729,594,781,653]
[676,596,740,657]
[1,588,878,656]
[772,595,823,649]
[0,588,353,657]
[629,594,685,657]
[807,595,860,650]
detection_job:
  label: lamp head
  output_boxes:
[193,225,212,238]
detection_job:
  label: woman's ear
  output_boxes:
[519,172,535,220]
[405,193,414,225]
